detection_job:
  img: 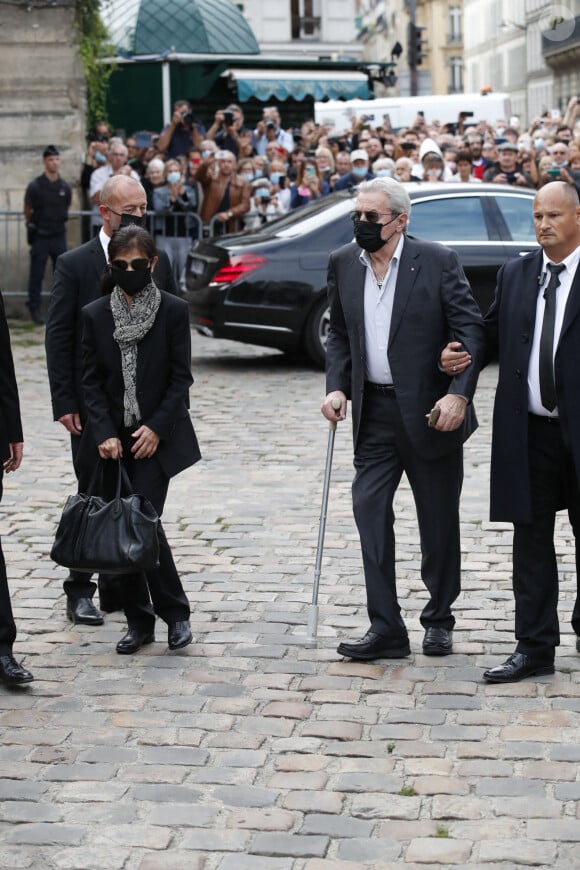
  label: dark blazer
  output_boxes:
[79,291,200,481]
[0,292,21,651]
[45,235,178,422]
[485,249,580,523]
[0,293,23,463]
[325,235,484,459]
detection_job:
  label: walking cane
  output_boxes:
[306,397,342,646]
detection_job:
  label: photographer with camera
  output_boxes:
[537,141,580,197]
[205,104,252,159]
[483,142,535,187]
[157,100,204,160]
[244,178,285,230]
[255,107,294,156]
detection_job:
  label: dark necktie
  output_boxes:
[539,262,565,412]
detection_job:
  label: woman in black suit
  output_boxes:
[79,226,201,654]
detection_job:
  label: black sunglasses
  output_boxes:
[110,258,151,271]
[350,210,394,223]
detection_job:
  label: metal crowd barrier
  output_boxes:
[0,210,214,316]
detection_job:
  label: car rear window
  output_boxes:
[409,195,488,241]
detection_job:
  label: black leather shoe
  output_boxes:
[337,630,410,661]
[168,621,193,650]
[0,654,34,685]
[576,636,580,654]
[423,627,453,656]
[483,652,555,683]
[116,628,155,655]
[66,597,104,626]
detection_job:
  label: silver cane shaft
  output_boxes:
[306,397,342,645]
[311,421,337,606]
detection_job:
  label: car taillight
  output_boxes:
[210,254,266,285]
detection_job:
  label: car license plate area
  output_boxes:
[188,258,206,276]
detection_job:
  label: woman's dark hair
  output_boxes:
[101,226,158,295]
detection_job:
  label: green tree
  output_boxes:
[76,0,115,129]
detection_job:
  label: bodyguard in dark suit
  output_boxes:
[322,177,484,661]
[0,293,34,684]
[481,182,580,682]
[45,175,178,627]
[79,226,200,654]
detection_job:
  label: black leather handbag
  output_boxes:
[50,458,159,574]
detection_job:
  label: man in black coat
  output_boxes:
[443,182,580,681]
[321,177,484,661]
[0,294,34,684]
[45,175,179,627]
[485,182,580,681]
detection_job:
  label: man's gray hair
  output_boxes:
[357,177,411,216]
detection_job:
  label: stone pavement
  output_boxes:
[1,322,580,870]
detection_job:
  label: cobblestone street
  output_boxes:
[1,323,579,869]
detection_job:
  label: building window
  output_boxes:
[449,56,463,93]
[448,5,462,43]
[291,0,321,40]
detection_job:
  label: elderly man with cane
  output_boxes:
[321,177,484,661]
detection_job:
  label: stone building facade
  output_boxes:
[0,0,86,313]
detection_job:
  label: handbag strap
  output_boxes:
[85,457,136,500]
[84,458,107,496]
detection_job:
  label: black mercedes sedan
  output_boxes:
[185,183,537,367]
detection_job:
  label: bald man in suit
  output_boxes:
[444,182,580,681]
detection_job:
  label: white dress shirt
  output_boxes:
[361,234,405,384]
[528,245,580,417]
[98,227,111,260]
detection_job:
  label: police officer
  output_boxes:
[24,145,72,324]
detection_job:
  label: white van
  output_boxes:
[314,93,513,135]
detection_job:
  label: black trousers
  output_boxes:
[0,474,17,655]
[512,414,580,656]
[27,234,66,311]
[99,431,190,633]
[64,433,111,602]
[352,389,463,638]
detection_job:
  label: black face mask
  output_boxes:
[354,215,398,253]
[119,212,147,229]
[111,267,152,296]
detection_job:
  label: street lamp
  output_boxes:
[500,20,526,31]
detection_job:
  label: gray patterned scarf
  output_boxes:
[110,282,161,426]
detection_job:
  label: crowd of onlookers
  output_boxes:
[79,95,580,287]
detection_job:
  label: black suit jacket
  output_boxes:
[485,249,580,523]
[45,235,178,422]
[79,291,200,480]
[0,293,23,463]
[325,235,484,459]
